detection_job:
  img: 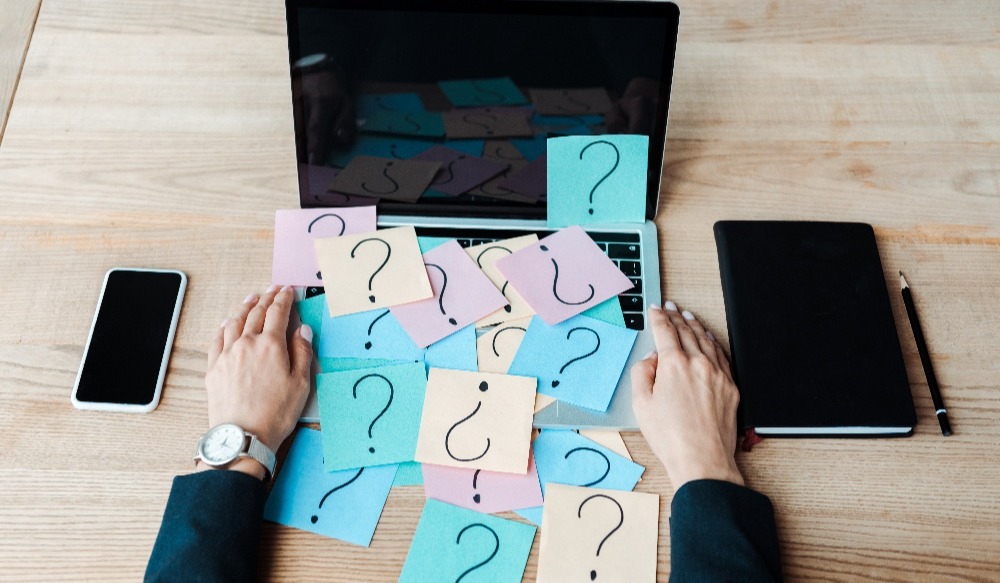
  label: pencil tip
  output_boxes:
[899,272,908,288]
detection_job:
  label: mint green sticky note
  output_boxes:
[392,461,424,487]
[399,499,536,583]
[546,134,649,227]
[296,294,328,353]
[582,296,626,328]
[317,361,426,471]
[318,357,406,373]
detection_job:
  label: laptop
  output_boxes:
[285,0,679,429]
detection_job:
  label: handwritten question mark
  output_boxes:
[551,327,600,388]
[445,381,491,462]
[462,112,498,136]
[361,161,400,195]
[564,447,611,487]
[579,140,620,215]
[455,523,500,583]
[353,373,394,454]
[365,309,389,350]
[471,80,506,104]
[476,245,515,312]
[472,469,483,504]
[350,238,391,303]
[577,493,624,581]
[432,155,466,187]
[308,214,345,279]
[393,113,422,133]
[540,244,596,306]
[491,325,527,358]
[310,468,364,524]
[425,263,458,325]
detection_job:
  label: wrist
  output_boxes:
[195,458,266,481]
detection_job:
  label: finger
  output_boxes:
[263,286,296,336]
[290,324,315,379]
[679,310,720,368]
[208,320,225,368]
[244,287,279,336]
[223,294,259,347]
[630,350,658,402]
[713,341,734,382]
[663,301,702,357]
[647,304,683,355]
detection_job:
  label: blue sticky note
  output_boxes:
[439,77,528,107]
[399,499,536,583]
[262,428,396,547]
[514,506,543,526]
[508,315,638,412]
[316,361,427,471]
[546,134,649,227]
[296,294,328,353]
[582,296,626,328]
[362,111,445,138]
[356,93,425,118]
[320,308,423,362]
[509,134,547,160]
[393,461,424,487]
[424,325,477,372]
[417,236,453,254]
[532,429,644,496]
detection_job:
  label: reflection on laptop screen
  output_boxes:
[287,0,679,219]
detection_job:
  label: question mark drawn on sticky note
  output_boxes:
[551,327,600,388]
[540,245,596,306]
[558,89,591,114]
[462,113,497,136]
[471,80,505,104]
[361,161,400,195]
[445,381,491,462]
[310,467,364,524]
[350,238,392,303]
[308,214,346,279]
[577,493,624,581]
[353,373,394,454]
[491,325,527,357]
[472,469,483,504]
[425,263,458,326]
[564,447,611,487]
[476,246,514,313]
[455,522,500,582]
[365,309,390,350]
[432,158,459,186]
[579,140,620,216]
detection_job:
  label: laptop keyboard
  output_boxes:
[304,228,646,331]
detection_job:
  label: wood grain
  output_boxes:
[0,0,998,581]
[0,0,41,142]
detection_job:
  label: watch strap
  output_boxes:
[243,434,277,479]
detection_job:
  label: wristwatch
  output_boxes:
[194,423,276,480]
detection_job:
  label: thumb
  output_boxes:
[630,351,658,404]
[290,324,314,379]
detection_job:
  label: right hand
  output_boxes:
[630,301,744,492]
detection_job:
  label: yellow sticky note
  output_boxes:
[538,484,659,583]
[415,368,535,474]
[578,430,633,462]
[314,226,432,317]
[476,317,532,374]
[467,235,538,327]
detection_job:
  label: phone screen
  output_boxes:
[75,270,184,406]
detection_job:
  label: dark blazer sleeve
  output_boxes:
[668,479,783,582]
[145,471,267,583]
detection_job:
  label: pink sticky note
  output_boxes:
[391,240,507,347]
[422,453,543,514]
[271,207,378,286]
[496,226,632,325]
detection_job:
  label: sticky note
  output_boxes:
[361,111,445,138]
[496,226,633,325]
[296,294,328,353]
[391,240,507,347]
[532,430,644,495]
[424,325,478,372]
[316,362,427,471]
[315,226,432,318]
[327,156,441,203]
[399,499,536,583]
[415,368,536,474]
[582,296,627,328]
[271,208,377,287]
[577,430,632,462]
[356,92,425,118]
[393,461,424,487]
[466,235,538,327]
[509,314,636,411]
[515,506,543,526]
[498,154,546,200]
[545,135,649,227]
[328,136,484,167]
[510,134,547,161]
[413,146,509,196]
[476,317,532,374]
[262,428,396,547]
[319,308,423,362]
[319,357,404,373]
[443,108,534,139]
[528,87,613,116]
[422,451,543,514]
[417,236,452,254]
[467,159,537,204]
[439,77,528,107]
[537,484,659,583]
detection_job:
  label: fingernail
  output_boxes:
[682,310,695,321]
[664,300,678,311]
[648,303,661,312]
[281,285,294,293]
[299,324,313,343]
[643,350,657,360]
[266,284,279,293]
[707,331,716,341]
[243,294,257,304]
[220,319,228,328]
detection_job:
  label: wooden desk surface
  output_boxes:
[1,0,997,580]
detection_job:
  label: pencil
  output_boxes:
[900,272,951,436]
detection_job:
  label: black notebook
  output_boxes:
[714,221,916,436]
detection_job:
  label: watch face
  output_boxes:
[200,424,246,465]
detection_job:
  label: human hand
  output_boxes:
[200,286,313,478]
[606,77,658,134]
[630,301,744,492]
[294,67,356,165]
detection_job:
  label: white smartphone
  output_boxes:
[71,268,187,413]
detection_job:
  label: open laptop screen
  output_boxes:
[286,0,678,220]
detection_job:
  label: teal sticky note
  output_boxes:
[417,236,454,254]
[356,93,425,118]
[393,461,424,487]
[424,325,478,372]
[296,294,328,353]
[546,134,649,227]
[582,296,626,328]
[508,315,638,412]
[532,429,644,496]
[317,361,427,471]
[319,357,406,373]
[439,77,528,107]
[262,428,396,547]
[399,499,536,583]
[362,111,445,138]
